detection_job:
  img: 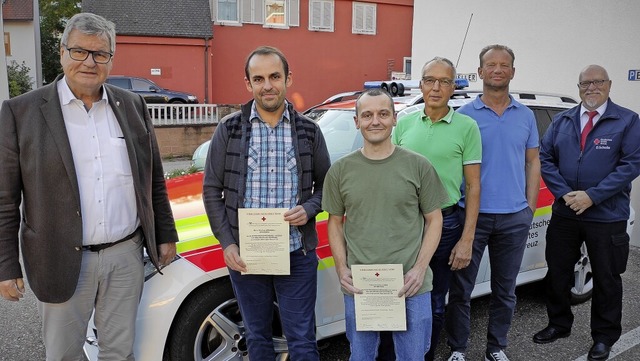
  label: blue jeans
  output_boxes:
[426,209,463,360]
[345,292,431,361]
[446,207,533,353]
[228,248,319,361]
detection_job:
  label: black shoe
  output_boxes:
[588,342,611,360]
[532,326,571,344]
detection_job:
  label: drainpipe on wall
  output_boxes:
[33,0,42,87]
[204,37,210,104]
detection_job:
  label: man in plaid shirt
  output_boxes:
[203,46,330,360]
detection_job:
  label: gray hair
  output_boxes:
[422,57,457,79]
[60,13,116,53]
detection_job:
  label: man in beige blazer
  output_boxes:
[0,12,177,360]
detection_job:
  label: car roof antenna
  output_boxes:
[455,13,474,68]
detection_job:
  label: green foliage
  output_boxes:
[164,166,200,180]
[39,0,81,84]
[7,61,33,97]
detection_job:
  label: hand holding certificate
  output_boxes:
[351,264,406,331]
[238,208,290,275]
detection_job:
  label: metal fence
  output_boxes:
[147,104,220,126]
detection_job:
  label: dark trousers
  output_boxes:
[228,248,319,361]
[377,209,463,361]
[446,208,533,353]
[544,214,629,346]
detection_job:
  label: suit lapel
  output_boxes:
[40,76,81,206]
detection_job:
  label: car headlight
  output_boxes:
[188,95,197,101]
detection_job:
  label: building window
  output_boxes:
[4,32,10,56]
[265,0,285,26]
[352,2,376,35]
[309,0,333,32]
[226,0,298,27]
[218,0,240,22]
[404,57,411,77]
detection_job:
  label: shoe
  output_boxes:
[588,342,611,360]
[447,351,466,361]
[485,350,510,361]
[532,326,571,344]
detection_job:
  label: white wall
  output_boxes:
[412,0,640,244]
[5,21,37,89]
[413,0,639,113]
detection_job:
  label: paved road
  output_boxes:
[2,247,639,360]
[318,246,640,360]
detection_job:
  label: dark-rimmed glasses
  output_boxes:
[577,79,609,89]
[63,45,113,64]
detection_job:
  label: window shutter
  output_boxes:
[352,2,376,35]
[288,0,299,26]
[309,1,334,31]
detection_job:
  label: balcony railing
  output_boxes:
[147,104,224,126]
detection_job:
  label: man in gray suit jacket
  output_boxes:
[0,13,177,360]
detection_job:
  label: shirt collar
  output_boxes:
[58,75,109,106]
[580,101,608,117]
[421,106,454,124]
[473,94,520,110]
[250,100,291,124]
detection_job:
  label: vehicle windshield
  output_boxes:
[316,110,362,164]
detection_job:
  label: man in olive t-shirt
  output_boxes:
[322,89,447,360]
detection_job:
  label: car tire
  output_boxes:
[169,100,185,119]
[380,82,389,93]
[570,243,593,304]
[164,279,289,361]
[390,82,399,96]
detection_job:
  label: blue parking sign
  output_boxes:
[629,70,640,81]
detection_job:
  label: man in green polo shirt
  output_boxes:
[381,57,482,361]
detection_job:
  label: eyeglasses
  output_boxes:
[421,77,454,89]
[577,79,608,89]
[63,45,113,64]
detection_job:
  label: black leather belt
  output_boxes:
[82,227,142,252]
[442,205,458,217]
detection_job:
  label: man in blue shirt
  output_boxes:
[444,44,540,361]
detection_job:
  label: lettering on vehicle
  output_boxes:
[527,218,549,247]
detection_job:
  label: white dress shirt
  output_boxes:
[580,102,608,131]
[58,77,139,245]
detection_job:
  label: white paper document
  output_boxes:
[238,208,290,275]
[351,264,406,331]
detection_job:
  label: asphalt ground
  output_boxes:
[2,247,639,360]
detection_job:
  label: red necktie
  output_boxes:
[581,111,597,150]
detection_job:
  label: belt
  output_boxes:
[442,205,458,217]
[82,227,142,252]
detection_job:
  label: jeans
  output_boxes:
[377,208,463,361]
[228,248,319,361]
[446,207,533,353]
[545,214,628,346]
[345,292,431,361]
